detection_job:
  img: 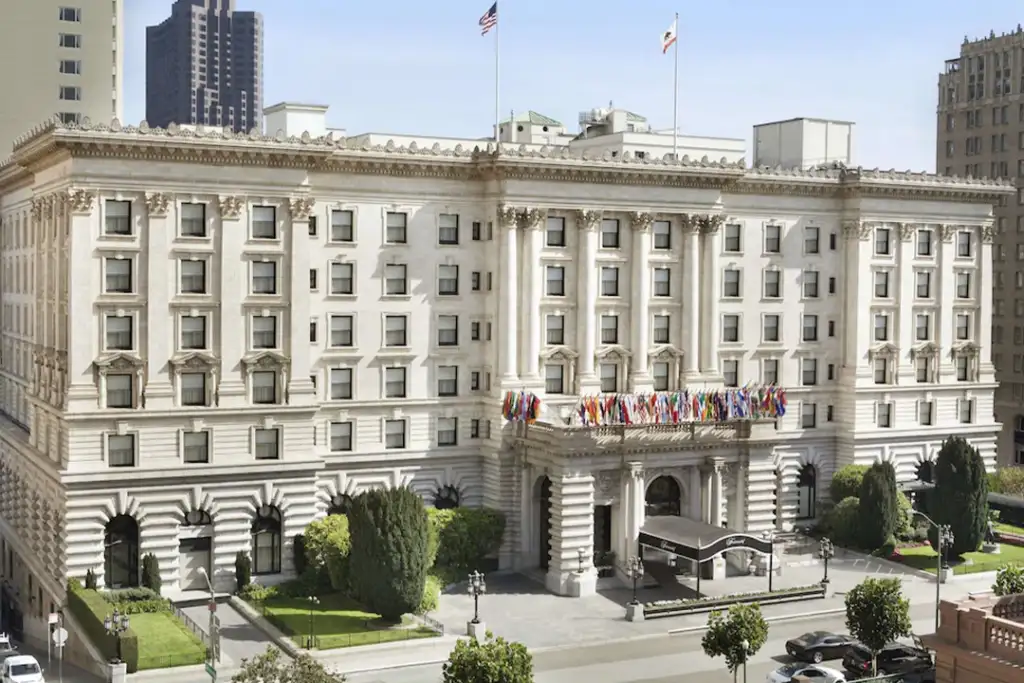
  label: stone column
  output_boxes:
[288,197,316,404]
[979,223,995,381]
[546,473,596,597]
[217,196,247,405]
[617,463,645,587]
[144,193,174,408]
[65,190,99,412]
[498,205,520,385]
[682,216,701,378]
[521,209,546,381]
[700,215,725,378]
[710,460,724,527]
[630,212,654,391]
[937,224,957,381]
[689,465,702,520]
[516,455,532,568]
[896,223,917,382]
[577,210,602,391]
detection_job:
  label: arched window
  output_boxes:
[104,515,139,588]
[797,464,817,520]
[183,509,213,526]
[645,475,681,517]
[326,494,352,516]
[433,485,461,510]
[251,505,282,575]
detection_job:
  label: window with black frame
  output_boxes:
[251,505,282,574]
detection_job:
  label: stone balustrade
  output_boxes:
[926,592,1024,681]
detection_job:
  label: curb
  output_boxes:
[667,607,846,634]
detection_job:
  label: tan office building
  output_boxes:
[938,28,1024,468]
[0,0,124,155]
[923,592,1024,683]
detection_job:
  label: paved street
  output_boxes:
[345,602,939,683]
[178,600,281,666]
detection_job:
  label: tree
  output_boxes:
[844,578,912,676]
[442,631,533,683]
[231,646,345,683]
[348,487,429,621]
[932,436,989,556]
[141,554,161,594]
[235,551,252,592]
[857,462,898,550]
[830,464,869,503]
[993,565,1024,596]
[700,603,769,681]
[303,515,351,589]
[989,468,1024,497]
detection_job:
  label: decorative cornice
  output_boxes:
[842,219,872,241]
[629,211,654,232]
[575,209,602,232]
[940,224,957,242]
[218,196,244,220]
[517,207,547,230]
[898,222,917,242]
[288,197,315,221]
[496,204,518,229]
[146,192,172,217]
[65,189,95,214]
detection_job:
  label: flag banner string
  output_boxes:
[571,386,788,427]
[502,390,542,423]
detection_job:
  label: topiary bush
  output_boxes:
[292,534,308,577]
[140,554,161,594]
[831,464,869,503]
[858,462,898,551]
[235,550,252,592]
[895,491,914,541]
[304,514,350,589]
[932,436,989,556]
[430,508,506,573]
[348,487,429,622]
[824,496,861,547]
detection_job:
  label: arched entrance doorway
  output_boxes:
[326,493,352,516]
[252,505,282,575]
[645,476,682,517]
[537,477,552,570]
[797,464,817,520]
[104,515,140,588]
[179,509,213,591]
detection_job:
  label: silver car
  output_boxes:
[766,663,847,683]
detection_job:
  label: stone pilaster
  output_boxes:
[498,205,519,385]
[287,197,316,403]
[682,216,701,378]
[217,196,247,405]
[144,192,174,408]
[545,472,595,597]
[65,190,99,412]
[576,209,602,392]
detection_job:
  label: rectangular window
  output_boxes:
[181,315,207,350]
[724,224,742,252]
[802,314,818,342]
[915,357,931,384]
[252,371,277,404]
[251,261,277,294]
[764,270,781,298]
[600,267,619,296]
[384,264,407,295]
[437,366,458,396]
[59,7,81,22]
[437,417,458,447]
[875,228,891,255]
[802,271,819,298]
[384,315,406,347]
[653,268,671,296]
[652,220,671,249]
[105,315,133,350]
[545,364,565,394]
[916,271,931,298]
[802,358,818,386]
[58,33,81,48]
[105,199,131,235]
[330,422,353,452]
[723,359,739,387]
[600,219,620,248]
[763,314,780,342]
[917,229,932,256]
[874,271,890,298]
[385,419,406,449]
[330,368,353,400]
[384,367,406,398]
[724,269,741,297]
[956,356,970,381]
[309,269,319,291]
[546,266,565,296]
[915,314,930,341]
[438,214,460,245]
[957,231,973,258]
[956,313,971,340]
[386,212,407,243]
[438,315,459,346]
[252,206,277,239]
[438,265,459,295]
[254,428,280,460]
[723,315,740,342]
[763,359,779,385]
[59,86,80,101]
[801,403,817,429]
[546,315,564,345]
[183,431,210,464]
[330,210,354,242]
[59,59,81,75]
[877,403,892,428]
[599,363,618,393]
[106,374,133,409]
[919,401,934,425]
[600,315,618,344]
[180,203,206,236]
[804,226,820,254]
[958,399,974,424]
[107,434,135,467]
[252,315,277,349]
[874,314,888,341]
[104,258,132,293]
[652,362,669,391]
[546,217,565,247]
[764,225,781,253]
[180,260,207,294]
[873,358,888,384]
[956,272,971,298]
[653,315,670,344]
[330,315,354,347]
[181,372,207,406]
[330,262,354,294]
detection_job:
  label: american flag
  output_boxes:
[479,2,498,35]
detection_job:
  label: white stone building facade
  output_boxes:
[0,117,1010,645]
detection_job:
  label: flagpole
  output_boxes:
[672,11,679,159]
[494,7,500,145]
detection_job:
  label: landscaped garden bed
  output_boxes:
[642,584,826,618]
[890,541,1024,575]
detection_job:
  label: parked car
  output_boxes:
[842,638,933,677]
[0,635,18,664]
[899,670,936,683]
[786,631,860,663]
[766,663,847,683]
[0,655,43,683]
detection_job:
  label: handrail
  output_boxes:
[171,604,210,649]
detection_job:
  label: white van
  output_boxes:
[1,655,43,683]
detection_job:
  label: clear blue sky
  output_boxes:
[125,1,1024,172]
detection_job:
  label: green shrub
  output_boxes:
[305,514,351,590]
[119,632,139,671]
[84,570,98,590]
[932,436,989,556]
[101,588,169,614]
[443,632,533,683]
[831,465,869,503]
[292,534,308,577]
[349,487,430,622]
[429,508,506,572]
[858,462,898,551]
[993,565,1024,596]
[418,574,442,614]
[895,492,914,541]
[989,468,1024,497]
[825,497,862,547]
[140,554,161,594]
[238,582,277,604]
[66,583,140,672]
[876,535,897,558]
[235,551,252,592]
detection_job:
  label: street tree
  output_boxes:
[932,436,988,556]
[857,461,898,550]
[442,631,533,683]
[231,646,345,683]
[700,603,769,681]
[844,577,912,676]
[993,565,1024,596]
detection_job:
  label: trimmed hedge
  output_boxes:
[643,584,826,618]
[66,583,140,673]
[418,574,441,614]
[101,587,170,615]
[830,465,869,503]
[427,507,506,572]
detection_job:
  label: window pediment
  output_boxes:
[242,350,289,370]
[953,341,980,356]
[596,344,632,361]
[93,352,144,373]
[649,344,683,361]
[868,342,899,360]
[911,341,940,359]
[540,345,578,362]
[170,351,218,370]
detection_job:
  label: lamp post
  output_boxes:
[577,547,586,574]
[818,537,835,585]
[102,609,130,663]
[626,556,644,605]
[913,511,956,632]
[738,638,749,683]
[306,596,320,649]
[467,571,486,624]
[762,531,776,592]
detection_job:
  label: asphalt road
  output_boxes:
[344,603,939,683]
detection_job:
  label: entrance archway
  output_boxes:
[104,515,140,588]
[179,509,213,591]
[537,477,551,570]
[797,464,817,520]
[645,475,681,517]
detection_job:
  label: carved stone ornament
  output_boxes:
[218,195,245,219]
[31,199,43,221]
[66,189,96,214]
[169,351,217,370]
[496,204,518,229]
[699,214,725,234]
[289,196,315,221]
[630,211,654,232]
[517,207,547,230]
[626,462,644,480]
[241,350,289,370]
[841,219,872,241]
[940,224,957,242]
[146,192,172,216]
[982,224,997,243]
[898,222,917,242]
[575,209,603,231]
[594,470,621,500]
[93,352,144,374]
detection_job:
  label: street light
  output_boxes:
[818,537,835,585]
[739,638,749,683]
[306,596,320,649]
[577,547,586,574]
[626,556,644,605]
[467,571,486,625]
[913,511,956,632]
[197,567,219,666]
[103,610,130,663]
[762,531,776,592]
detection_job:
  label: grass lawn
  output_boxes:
[259,594,438,650]
[995,521,1024,535]
[130,612,207,670]
[893,543,1024,575]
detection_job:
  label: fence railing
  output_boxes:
[420,615,445,635]
[171,605,212,654]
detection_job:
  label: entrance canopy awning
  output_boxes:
[639,516,773,562]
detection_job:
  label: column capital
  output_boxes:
[629,211,654,232]
[497,204,519,229]
[65,189,96,214]
[982,223,997,243]
[575,209,603,231]
[517,207,547,230]
[897,222,918,242]
[288,196,315,221]
[625,462,644,480]
[218,195,244,219]
[940,223,957,242]
[842,219,871,241]
[145,192,172,217]
[699,214,725,234]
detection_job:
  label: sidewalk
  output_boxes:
[16,640,102,683]
[313,635,464,675]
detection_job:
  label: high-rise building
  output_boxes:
[146,0,263,134]
[937,28,1024,469]
[0,0,124,155]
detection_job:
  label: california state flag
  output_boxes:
[661,17,677,54]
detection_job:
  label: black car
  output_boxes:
[785,631,860,663]
[842,638,933,677]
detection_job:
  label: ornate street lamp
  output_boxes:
[935,524,955,631]
[467,571,486,625]
[739,638,750,683]
[626,556,644,605]
[577,547,586,574]
[103,609,130,663]
[306,595,320,649]
[818,537,835,585]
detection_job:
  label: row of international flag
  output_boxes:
[479,3,678,53]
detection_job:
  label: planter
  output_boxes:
[939,567,953,583]
[597,566,615,579]
[982,543,1001,554]
[642,584,826,619]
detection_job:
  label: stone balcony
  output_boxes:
[923,592,1024,682]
